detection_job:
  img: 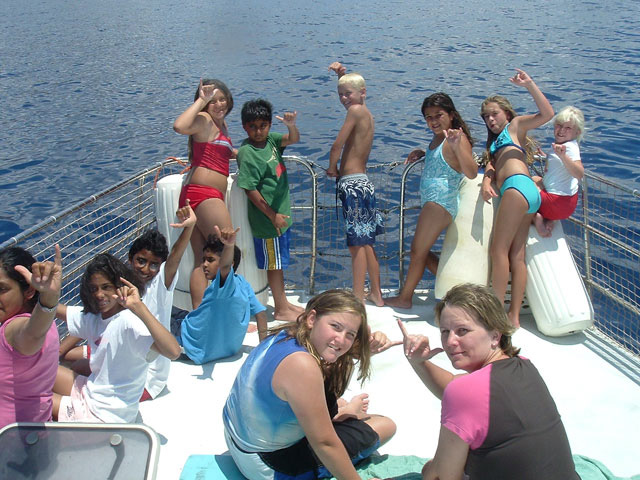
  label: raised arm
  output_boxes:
[444,129,478,179]
[397,318,453,400]
[509,69,554,133]
[276,111,300,147]
[164,201,197,288]
[274,352,361,480]
[173,80,216,135]
[328,62,347,78]
[214,225,240,285]
[113,277,181,360]
[552,143,584,179]
[8,245,62,356]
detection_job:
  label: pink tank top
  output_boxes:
[191,130,234,176]
[0,313,60,428]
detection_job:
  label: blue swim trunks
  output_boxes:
[253,229,291,270]
[500,174,541,214]
[337,174,384,247]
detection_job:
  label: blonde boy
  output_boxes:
[327,62,384,306]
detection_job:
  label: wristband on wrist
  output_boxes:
[37,298,57,313]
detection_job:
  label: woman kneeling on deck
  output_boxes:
[399,283,578,480]
[223,289,396,480]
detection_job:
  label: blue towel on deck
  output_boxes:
[179,453,639,480]
[333,454,640,480]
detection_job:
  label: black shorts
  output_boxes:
[258,418,379,478]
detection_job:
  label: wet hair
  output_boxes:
[480,95,538,165]
[435,283,520,358]
[203,234,241,271]
[187,78,233,162]
[554,106,585,142]
[0,247,38,311]
[338,72,366,90]
[128,230,169,262]
[269,289,371,398]
[241,99,273,125]
[79,253,145,315]
[422,93,474,146]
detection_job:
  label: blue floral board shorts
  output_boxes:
[337,174,384,247]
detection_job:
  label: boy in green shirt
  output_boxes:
[237,99,304,321]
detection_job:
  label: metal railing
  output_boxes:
[2,156,638,356]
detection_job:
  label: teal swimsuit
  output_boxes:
[500,174,541,214]
[492,124,540,214]
[490,123,526,156]
[419,141,464,218]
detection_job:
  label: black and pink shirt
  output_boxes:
[442,357,579,480]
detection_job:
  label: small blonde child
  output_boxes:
[533,106,585,237]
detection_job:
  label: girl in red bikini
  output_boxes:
[174,79,236,308]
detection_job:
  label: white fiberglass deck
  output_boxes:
[140,291,639,480]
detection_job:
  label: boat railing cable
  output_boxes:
[1,156,638,358]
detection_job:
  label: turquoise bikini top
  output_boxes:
[490,123,526,156]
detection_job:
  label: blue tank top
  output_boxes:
[223,330,308,452]
[490,123,526,156]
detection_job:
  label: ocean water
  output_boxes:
[1,0,639,243]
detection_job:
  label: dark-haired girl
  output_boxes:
[174,78,236,308]
[386,93,477,309]
[53,253,180,423]
[0,245,62,428]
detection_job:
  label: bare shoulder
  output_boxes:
[191,112,216,140]
[278,350,320,374]
[347,104,373,126]
[273,350,322,399]
[348,103,370,117]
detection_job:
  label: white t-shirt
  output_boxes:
[142,262,178,398]
[543,140,581,196]
[67,306,155,423]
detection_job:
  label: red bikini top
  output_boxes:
[191,131,233,176]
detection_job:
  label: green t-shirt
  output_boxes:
[237,132,292,239]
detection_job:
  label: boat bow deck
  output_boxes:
[139,291,640,480]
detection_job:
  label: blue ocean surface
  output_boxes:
[1,0,639,243]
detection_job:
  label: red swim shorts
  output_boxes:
[179,184,225,211]
[538,191,578,220]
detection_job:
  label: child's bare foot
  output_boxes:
[274,302,304,321]
[543,219,555,236]
[349,393,369,415]
[334,393,370,421]
[365,290,384,307]
[534,213,553,238]
[384,295,413,309]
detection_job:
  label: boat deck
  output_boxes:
[139,291,640,480]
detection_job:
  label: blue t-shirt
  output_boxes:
[223,330,307,452]
[180,269,265,364]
